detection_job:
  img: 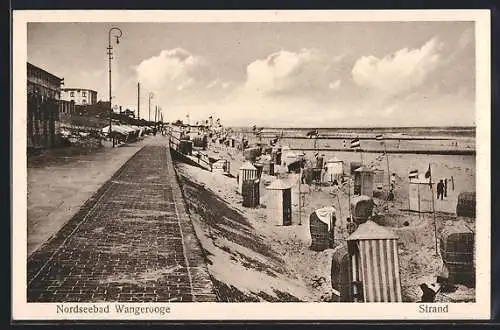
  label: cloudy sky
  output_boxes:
[28,21,475,127]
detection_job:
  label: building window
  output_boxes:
[70,91,74,97]
[82,91,86,97]
[82,99,87,104]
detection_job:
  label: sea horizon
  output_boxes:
[229,125,475,129]
[227,125,476,138]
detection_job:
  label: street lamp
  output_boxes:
[107,27,123,147]
[148,92,154,122]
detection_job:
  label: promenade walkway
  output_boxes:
[27,138,216,302]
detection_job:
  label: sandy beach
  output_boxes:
[173,135,476,302]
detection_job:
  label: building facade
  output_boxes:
[59,99,76,120]
[119,108,135,118]
[61,88,98,106]
[27,62,63,148]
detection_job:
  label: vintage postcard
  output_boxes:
[12,10,491,320]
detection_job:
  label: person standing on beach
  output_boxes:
[390,173,397,190]
[444,178,448,197]
[437,180,445,200]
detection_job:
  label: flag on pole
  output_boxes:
[350,138,361,149]
[425,164,432,187]
[425,164,431,178]
[306,129,319,138]
[375,134,384,141]
[408,169,419,179]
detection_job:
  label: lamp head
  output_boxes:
[115,37,120,44]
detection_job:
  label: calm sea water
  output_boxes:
[228,126,476,153]
[231,126,476,138]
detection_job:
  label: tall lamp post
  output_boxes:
[107,27,123,148]
[148,92,154,123]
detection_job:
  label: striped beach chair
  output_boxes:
[347,220,403,302]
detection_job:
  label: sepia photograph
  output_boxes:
[12,10,490,320]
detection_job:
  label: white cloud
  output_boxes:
[135,48,207,92]
[135,48,234,106]
[206,79,233,90]
[132,43,472,128]
[244,48,343,98]
[351,37,441,97]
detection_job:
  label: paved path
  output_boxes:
[27,141,216,302]
[28,141,145,256]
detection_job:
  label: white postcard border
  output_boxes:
[12,9,491,320]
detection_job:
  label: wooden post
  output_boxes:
[351,253,359,302]
[359,149,364,196]
[384,141,391,190]
[137,82,140,120]
[336,192,342,223]
[417,183,421,218]
[298,167,302,225]
[408,179,411,214]
[348,176,352,220]
[429,163,438,255]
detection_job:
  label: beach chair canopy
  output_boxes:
[239,161,257,170]
[314,206,336,231]
[347,220,397,241]
[266,179,293,190]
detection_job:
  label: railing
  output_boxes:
[168,128,212,171]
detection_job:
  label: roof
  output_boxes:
[27,62,63,81]
[266,178,293,190]
[102,124,139,134]
[354,165,373,173]
[326,157,342,163]
[239,161,257,170]
[347,220,398,241]
[350,195,373,204]
[62,88,98,93]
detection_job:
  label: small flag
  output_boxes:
[425,164,432,187]
[306,129,319,138]
[409,169,418,179]
[425,164,431,179]
[375,134,384,141]
[350,138,361,149]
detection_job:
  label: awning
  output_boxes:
[102,125,131,135]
